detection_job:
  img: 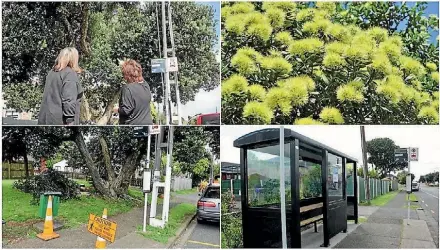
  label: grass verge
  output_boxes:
[406,193,418,202]
[173,188,198,195]
[2,179,142,244]
[360,191,398,206]
[403,204,420,210]
[138,203,196,244]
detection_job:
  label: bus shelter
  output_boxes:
[233,128,358,248]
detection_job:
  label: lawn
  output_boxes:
[173,187,198,195]
[360,191,399,206]
[138,203,196,243]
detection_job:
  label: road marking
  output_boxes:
[431,210,435,214]
[422,200,424,203]
[426,204,429,207]
[187,240,220,247]
[421,190,439,199]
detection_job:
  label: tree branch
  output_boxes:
[99,135,116,181]
[80,3,91,57]
[58,6,75,46]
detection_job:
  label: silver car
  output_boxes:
[197,184,220,223]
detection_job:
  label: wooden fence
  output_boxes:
[2,162,34,179]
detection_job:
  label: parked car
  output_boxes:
[412,182,420,191]
[197,183,220,223]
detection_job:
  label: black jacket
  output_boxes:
[38,67,83,125]
[119,82,153,125]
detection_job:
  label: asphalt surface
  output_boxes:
[173,218,220,249]
[415,184,439,221]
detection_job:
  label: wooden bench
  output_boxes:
[300,202,323,232]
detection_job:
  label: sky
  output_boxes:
[221,126,440,180]
[181,1,220,117]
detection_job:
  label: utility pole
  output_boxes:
[360,126,371,204]
[161,1,171,125]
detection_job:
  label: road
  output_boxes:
[172,219,220,249]
[415,184,439,221]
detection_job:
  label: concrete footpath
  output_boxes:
[335,191,437,248]
[6,192,199,249]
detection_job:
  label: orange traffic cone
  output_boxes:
[95,208,107,249]
[37,195,60,241]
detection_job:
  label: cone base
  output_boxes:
[37,232,60,241]
[95,240,106,249]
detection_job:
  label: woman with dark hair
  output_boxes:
[119,59,153,125]
[38,47,83,125]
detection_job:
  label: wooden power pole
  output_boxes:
[360,126,371,204]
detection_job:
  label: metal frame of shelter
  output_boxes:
[233,128,358,248]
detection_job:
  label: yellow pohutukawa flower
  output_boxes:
[222,74,249,95]
[390,66,403,76]
[376,84,401,104]
[265,7,286,29]
[237,47,263,61]
[243,101,273,124]
[323,53,346,68]
[367,27,389,43]
[259,56,293,75]
[351,33,376,48]
[279,76,316,92]
[225,14,247,34]
[248,84,266,101]
[294,117,325,125]
[399,56,426,78]
[347,80,364,90]
[229,2,255,15]
[247,22,273,41]
[337,85,364,103]
[418,106,439,124]
[371,53,392,74]
[388,36,403,47]
[316,2,336,15]
[231,51,258,75]
[289,38,324,56]
[326,42,346,55]
[426,62,437,72]
[410,79,423,91]
[277,78,310,105]
[325,23,349,42]
[265,87,294,115]
[414,92,432,107]
[221,6,232,19]
[346,25,361,36]
[399,86,418,103]
[432,99,439,111]
[319,107,344,124]
[433,92,439,100]
[378,40,401,60]
[268,49,283,57]
[262,2,297,11]
[275,31,293,45]
[303,19,332,34]
[296,9,315,22]
[431,72,439,83]
[344,44,372,60]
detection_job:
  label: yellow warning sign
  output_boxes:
[87,214,117,243]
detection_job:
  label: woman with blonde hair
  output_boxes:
[118,59,153,125]
[38,47,84,125]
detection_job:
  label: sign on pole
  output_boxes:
[151,59,166,73]
[167,57,178,72]
[87,214,117,243]
[409,147,418,161]
[149,125,161,135]
[394,148,408,164]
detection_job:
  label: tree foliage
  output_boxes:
[221,2,439,125]
[421,171,439,183]
[397,170,415,184]
[366,137,407,178]
[2,2,219,124]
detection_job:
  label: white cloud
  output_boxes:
[221,125,440,179]
[181,85,220,118]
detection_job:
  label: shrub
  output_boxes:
[221,2,439,124]
[13,169,81,204]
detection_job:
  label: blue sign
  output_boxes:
[151,59,166,73]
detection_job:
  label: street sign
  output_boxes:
[149,125,161,135]
[167,57,178,72]
[394,148,408,164]
[133,127,149,138]
[87,214,117,243]
[151,59,166,73]
[409,147,418,161]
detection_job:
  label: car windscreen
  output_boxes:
[204,187,220,199]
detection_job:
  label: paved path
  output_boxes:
[6,191,199,249]
[172,219,220,249]
[334,191,435,248]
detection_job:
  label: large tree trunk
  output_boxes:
[23,146,29,178]
[96,90,121,125]
[72,128,147,198]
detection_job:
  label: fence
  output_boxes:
[171,176,192,191]
[347,176,398,203]
[2,162,34,179]
[221,179,241,195]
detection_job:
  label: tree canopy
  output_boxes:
[2,2,219,124]
[221,2,439,125]
[366,137,406,178]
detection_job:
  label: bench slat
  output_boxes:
[300,202,323,213]
[300,214,323,227]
